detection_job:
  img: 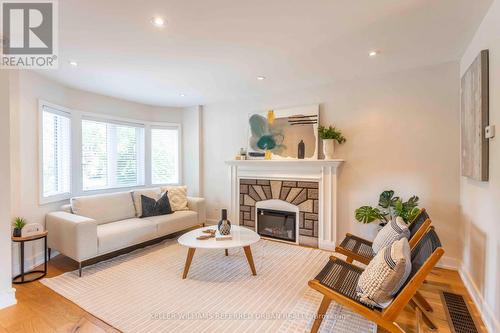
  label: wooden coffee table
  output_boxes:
[178,225,260,279]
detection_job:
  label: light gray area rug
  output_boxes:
[42,239,376,333]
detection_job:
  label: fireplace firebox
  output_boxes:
[256,208,296,243]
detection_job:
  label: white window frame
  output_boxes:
[38,100,73,205]
[38,100,182,204]
[149,123,182,186]
[81,116,146,192]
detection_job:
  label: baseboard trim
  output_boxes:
[0,287,17,309]
[459,265,500,333]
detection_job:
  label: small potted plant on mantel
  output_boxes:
[318,125,346,159]
[355,190,421,228]
[12,217,27,237]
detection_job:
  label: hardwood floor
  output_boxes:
[0,255,487,333]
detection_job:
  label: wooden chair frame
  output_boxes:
[336,209,431,266]
[309,230,444,333]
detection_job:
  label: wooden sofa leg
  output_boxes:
[414,291,433,312]
[78,262,82,277]
[311,296,331,333]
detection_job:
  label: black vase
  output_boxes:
[217,209,231,235]
[298,140,305,159]
[13,228,21,237]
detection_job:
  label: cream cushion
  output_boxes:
[97,218,157,254]
[132,188,162,217]
[161,186,188,211]
[71,192,136,225]
[143,210,198,237]
[372,217,410,253]
[356,238,411,308]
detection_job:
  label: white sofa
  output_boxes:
[46,189,205,275]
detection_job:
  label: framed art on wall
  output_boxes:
[461,49,489,181]
[247,104,319,160]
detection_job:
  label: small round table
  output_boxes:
[12,231,48,284]
[178,225,260,279]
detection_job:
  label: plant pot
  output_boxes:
[322,139,335,159]
[13,228,21,237]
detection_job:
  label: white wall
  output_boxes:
[0,72,15,309]
[182,106,203,197]
[460,0,500,331]
[9,71,184,275]
[202,61,462,262]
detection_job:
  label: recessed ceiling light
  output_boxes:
[369,50,379,57]
[151,16,165,27]
[69,61,78,67]
[257,76,266,80]
[180,93,185,97]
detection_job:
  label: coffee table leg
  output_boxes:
[225,249,228,256]
[182,248,196,279]
[243,246,256,276]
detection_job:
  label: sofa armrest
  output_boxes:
[187,197,206,225]
[46,211,98,262]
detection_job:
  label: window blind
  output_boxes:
[42,107,71,198]
[82,119,145,190]
[151,127,179,184]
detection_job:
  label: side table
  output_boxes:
[12,231,48,284]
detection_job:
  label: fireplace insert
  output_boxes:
[256,208,296,243]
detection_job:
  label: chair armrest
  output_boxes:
[187,197,206,225]
[46,211,98,262]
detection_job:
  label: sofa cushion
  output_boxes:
[97,218,157,255]
[372,217,410,253]
[143,210,198,237]
[71,192,136,225]
[161,186,188,211]
[132,188,161,217]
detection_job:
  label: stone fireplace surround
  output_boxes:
[239,179,319,247]
[226,160,344,250]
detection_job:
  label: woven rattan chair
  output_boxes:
[308,227,444,333]
[336,208,431,266]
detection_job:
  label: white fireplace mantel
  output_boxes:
[225,159,344,250]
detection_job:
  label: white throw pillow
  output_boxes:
[372,217,410,254]
[161,186,188,211]
[132,188,161,217]
[356,238,412,308]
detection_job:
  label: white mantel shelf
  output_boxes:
[225,159,344,166]
[225,158,344,251]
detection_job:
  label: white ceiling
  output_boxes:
[38,0,492,107]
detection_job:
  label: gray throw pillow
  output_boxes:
[356,238,412,308]
[140,192,173,218]
[372,217,410,253]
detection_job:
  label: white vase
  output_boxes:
[323,139,335,159]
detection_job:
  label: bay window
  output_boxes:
[39,100,181,203]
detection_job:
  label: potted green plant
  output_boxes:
[355,190,420,226]
[318,125,346,159]
[12,217,27,237]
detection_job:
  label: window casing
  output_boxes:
[40,105,72,203]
